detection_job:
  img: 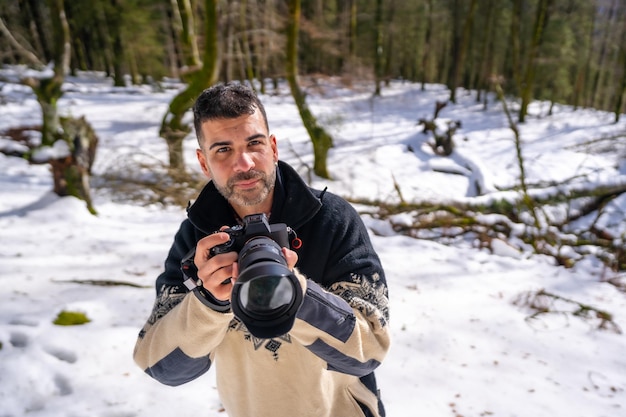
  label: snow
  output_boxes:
[31,140,71,162]
[1,72,625,417]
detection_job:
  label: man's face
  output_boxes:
[196,108,278,210]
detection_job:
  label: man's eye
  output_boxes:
[216,147,230,153]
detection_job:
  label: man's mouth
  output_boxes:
[234,179,260,190]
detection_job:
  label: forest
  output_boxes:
[1,0,625,274]
[2,0,625,118]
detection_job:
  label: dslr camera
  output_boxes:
[210,213,294,256]
[207,213,303,338]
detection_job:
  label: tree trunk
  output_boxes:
[239,0,256,85]
[92,1,114,78]
[383,0,395,87]
[571,0,596,110]
[224,0,235,82]
[589,0,618,108]
[519,0,553,123]
[106,0,126,87]
[177,0,201,68]
[24,0,51,60]
[615,39,626,123]
[342,0,357,77]
[160,0,219,171]
[25,0,69,147]
[509,0,523,94]
[286,0,334,179]
[448,0,477,103]
[420,0,433,90]
[374,0,384,95]
[476,0,498,107]
[50,116,99,214]
[19,0,99,214]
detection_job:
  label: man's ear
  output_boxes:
[196,149,211,179]
[270,134,279,163]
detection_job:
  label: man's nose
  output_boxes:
[234,151,255,172]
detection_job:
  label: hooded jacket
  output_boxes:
[134,161,390,417]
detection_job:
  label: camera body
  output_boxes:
[207,213,303,339]
[179,213,304,338]
[210,213,291,256]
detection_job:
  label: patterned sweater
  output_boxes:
[133,161,390,417]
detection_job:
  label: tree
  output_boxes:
[1,0,99,214]
[518,0,554,123]
[159,0,220,171]
[373,0,385,95]
[421,0,435,89]
[286,0,334,179]
[588,0,619,109]
[474,0,500,106]
[447,0,478,103]
[175,0,201,69]
[570,0,596,110]
[105,0,126,86]
[614,21,626,122]
[2,0,625,122]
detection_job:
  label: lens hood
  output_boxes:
[231,238,303,338]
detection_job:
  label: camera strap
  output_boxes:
[181,248,201,291]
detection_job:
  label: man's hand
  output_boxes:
[194,232,238,301]
[281,247,298,271]
[193,231,300,302]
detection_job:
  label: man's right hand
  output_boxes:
[194,232,239,302]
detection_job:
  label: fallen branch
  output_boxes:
[52,279,150,288]
[514,288,621,334]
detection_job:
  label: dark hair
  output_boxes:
[193,83,269,146]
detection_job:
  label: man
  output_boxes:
[133,83,390,417]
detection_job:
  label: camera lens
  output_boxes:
[231,237,303,338]
[239,275,294,312]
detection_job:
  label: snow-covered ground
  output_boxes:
[1,71,625,416]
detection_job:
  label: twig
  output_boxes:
[52,279,150,288]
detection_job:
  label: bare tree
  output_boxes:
[1,0,98,214]
[519,0,553,123]
[286,0,334,179]
[447,0,478,103]
[159,0,220,171]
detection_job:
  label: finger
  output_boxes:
[195,232,231,263]
[197,252,237,300]
[281,247,298,270]
[197,252,237,282]
[231,261,239,279]
[210,276,235,301]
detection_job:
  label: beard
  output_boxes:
[214,165,276,207]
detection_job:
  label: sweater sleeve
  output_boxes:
[133,292,234,386]
[291,195,390,377]
[133,221,233,386]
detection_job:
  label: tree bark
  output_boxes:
[177,0,201,68]
[286,0,334,179]
[420,0,434,89]
[374,0,384,95]
[519,0,553,123]
[615,37,626,123]
[589,0,618,108]
[160,0,220,171]
[15,0,99,213]
[509,0,523,94]
[448,0,477,103]
[0,17,44,67]
[105,0,126,87]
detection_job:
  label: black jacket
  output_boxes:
[137,161,389,417]
[158,161,386,294]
